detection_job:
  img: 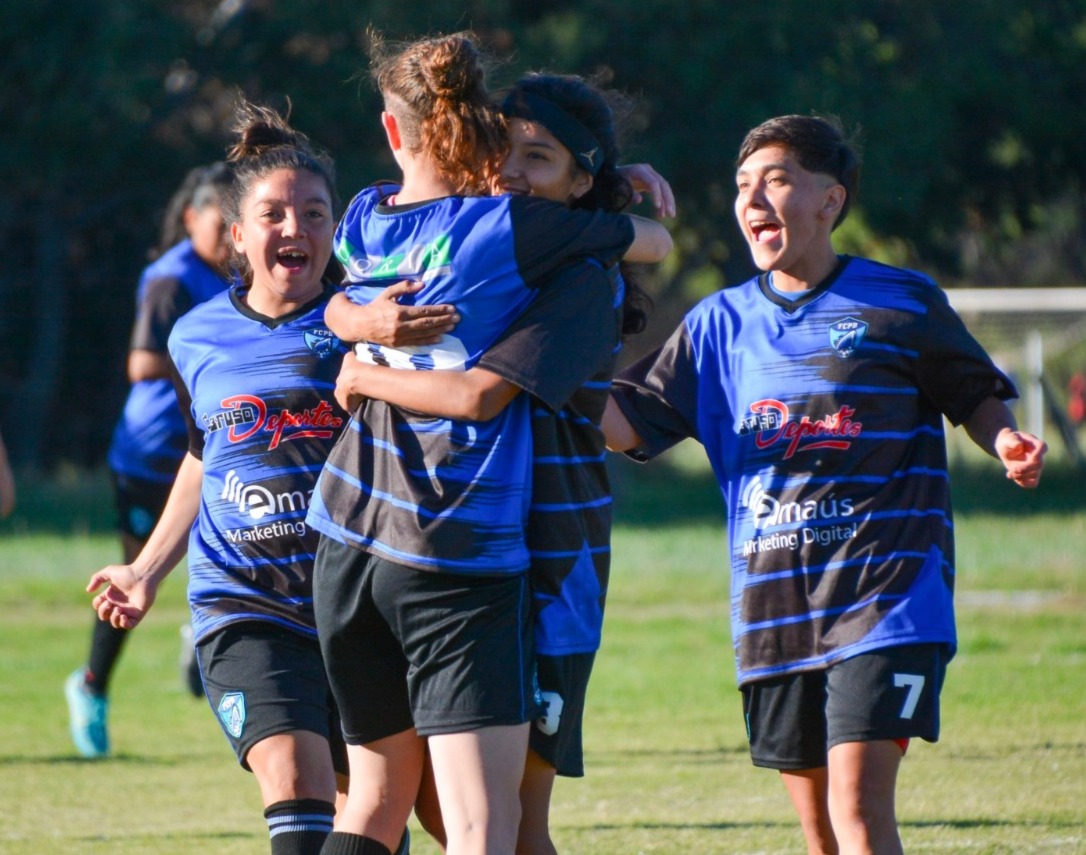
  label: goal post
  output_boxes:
[945,287,1086,463]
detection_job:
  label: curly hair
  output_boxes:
[370,31,506,196]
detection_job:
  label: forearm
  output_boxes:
[130,453,202,582]
[602,395,643,452]
[963,396,1016,458]
[347,360,519,421]
[625,215,673,263]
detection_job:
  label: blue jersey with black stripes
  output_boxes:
[612,256,1016,684]
[108,239,233,483]
[169,285,348,642]
[307,186,634,575]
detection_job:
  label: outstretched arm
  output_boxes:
[963,396,1047,489]
[325,281,460,346]
[336,352,520,422]
[87,452,203,628]
[0,428,14,519]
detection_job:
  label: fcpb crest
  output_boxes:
[218,692,246,738]
[829,317,868,358]
[304,328,341,360]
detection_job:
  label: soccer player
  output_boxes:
[66,162,234,759]
[326,71,673,855]
[306,33,670,855]
[0,426,14,519]
[86,101,405,855]
[603,114,1046,855]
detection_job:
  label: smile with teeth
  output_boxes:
[277,249,308,269]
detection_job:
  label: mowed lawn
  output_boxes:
[1,451,1084,854]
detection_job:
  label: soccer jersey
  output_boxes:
[478,263,625,654]
[612,256,1016,685]
[108,239,233,483]
[307,186,633,575]
[169,283,347,642]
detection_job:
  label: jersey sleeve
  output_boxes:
[476,262,617,412]
[130,275,195,353]
[509,197,635,287]
[168,333,205,460]
[915,288,1017,425]
[610,321,702,460]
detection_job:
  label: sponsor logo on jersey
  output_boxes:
[740,399,862,459]
[304,327,341,359]
[203,395,343,451]
[740,476,859,555]
[217,691,246,738]
[829,316,868,358]
[220,469,311,542]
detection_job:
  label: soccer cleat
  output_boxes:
[393,828,410,855]
[65,668,109,758]
[179,622,204,698]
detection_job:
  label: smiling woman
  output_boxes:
[86,100,359,855]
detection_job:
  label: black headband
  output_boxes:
[501,90,603,175]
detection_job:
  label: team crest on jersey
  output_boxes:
[829,317,868,358]
[304,328,341,360]
[217,692,246,738]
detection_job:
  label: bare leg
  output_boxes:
[333,728,425,853]
[516,749,558,855]
[247,730,339,805]
[414,747,448,851]
[429,723,530,855]
[780,767,838,854]
[826,740,904,855]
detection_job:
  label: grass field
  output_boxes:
[1,448,1084,853]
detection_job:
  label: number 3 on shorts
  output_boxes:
[893,672,925,719]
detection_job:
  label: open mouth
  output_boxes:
[277,249,308,271]
[751,221,781,243]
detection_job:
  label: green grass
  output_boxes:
[1,456,1084,853]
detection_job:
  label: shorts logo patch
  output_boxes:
[535,690,565,737]
[829,317,868,358]
[217,691,246,739]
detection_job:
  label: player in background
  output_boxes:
[603,114,1046,855]
[0,426,14,519]
[66,162,234,759]
[86,101,416,855]
[327,71,673,855]
[307,32,670,855]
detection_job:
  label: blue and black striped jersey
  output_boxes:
[170,284,348,642]
[478,263,625,655]
[307,186,634,575]
[108,239,233,483]
[613,256,1016,685]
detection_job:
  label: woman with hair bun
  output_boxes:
[309,32,671,855]
[84,101,414,855]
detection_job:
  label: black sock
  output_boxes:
[85,617,129,695]
[319,831,393,855]
[264,799,336,855]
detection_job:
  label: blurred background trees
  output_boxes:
[4,0,1086,468]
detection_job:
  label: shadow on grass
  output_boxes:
[0,752,209,767]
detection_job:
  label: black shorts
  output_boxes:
[313,536,540,744]
[113,473,172,541]
[528,653,596,778]
[742,643,949,770]
[197,621,348,775]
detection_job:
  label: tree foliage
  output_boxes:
[4,0,1086,467]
